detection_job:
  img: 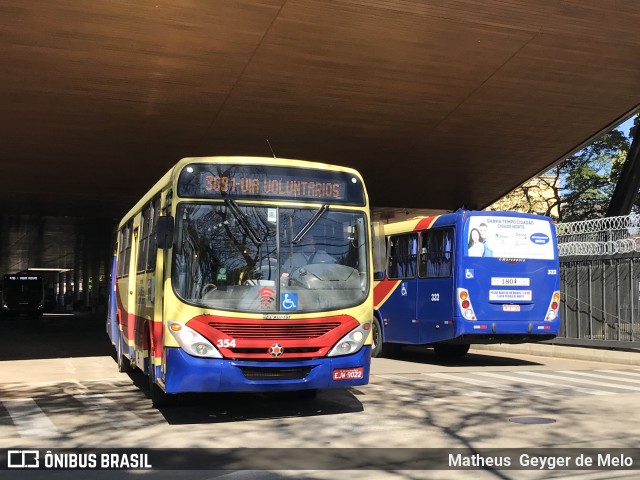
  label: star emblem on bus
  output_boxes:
[269,343,284,357]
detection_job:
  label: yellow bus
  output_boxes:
[106,156,373,406]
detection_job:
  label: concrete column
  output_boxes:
[65,272,72,311]
[74,225,82,305]
[82,239,90,310]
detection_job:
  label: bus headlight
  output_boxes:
[327,321,371,357]
[168,321,222,358]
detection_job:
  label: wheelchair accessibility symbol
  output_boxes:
[465,269,474,279]
[281,293,298,310]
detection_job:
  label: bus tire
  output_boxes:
[372,317,398,358]
[433,343,470,359]
[117,334,132,373]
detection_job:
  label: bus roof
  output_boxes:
[118,156,367,228]
[382,210,554,235]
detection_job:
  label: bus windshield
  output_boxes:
[172,203,368,313]
[464,215,556,260]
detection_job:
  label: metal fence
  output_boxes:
[557,215,640,348]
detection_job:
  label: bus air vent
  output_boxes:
[239,366,313,380]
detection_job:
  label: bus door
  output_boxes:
[134,201,160,361]
[127,226,140,349]
[384,233,420,343]
[148,196,166,373]
[107,253,119,342]
[417,229,455,343]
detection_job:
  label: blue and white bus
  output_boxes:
[372,210,560,358]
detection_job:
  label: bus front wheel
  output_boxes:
[433,343,470,359]
[372,317,398,358]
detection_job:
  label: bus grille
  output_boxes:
[239,366,313,381]
[232,347,320,355]
[208,322,341,339]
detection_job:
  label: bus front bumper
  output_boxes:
[163,346,371,394]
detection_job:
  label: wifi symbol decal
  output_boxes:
[258,287,275,307]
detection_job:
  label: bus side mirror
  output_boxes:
[156,216,174,249]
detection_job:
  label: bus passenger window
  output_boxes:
[418,234,428,278]
[420,229,453,278]
[387,239,399,278]
[388,234,417,279]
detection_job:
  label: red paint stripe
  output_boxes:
[373,278,400,307]
[414,215,440,231]
[151,320,163,358]
[115,282,161,357]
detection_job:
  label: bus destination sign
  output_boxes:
[203,174,342,199]
[178,164,365,205]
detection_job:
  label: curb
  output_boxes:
[471,343,640,366]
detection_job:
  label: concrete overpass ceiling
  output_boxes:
[1,0,640,219]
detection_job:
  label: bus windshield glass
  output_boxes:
[465,215,556,260]
[172,203,369,313]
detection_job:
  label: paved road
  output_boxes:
[1,312,640,479]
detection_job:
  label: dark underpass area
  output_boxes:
[0,312,113,361]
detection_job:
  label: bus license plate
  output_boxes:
[503,304,520,312]
[333,367,364,380]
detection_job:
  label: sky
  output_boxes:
[617,114,636,137]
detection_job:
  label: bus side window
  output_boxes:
[420,229,454,278]
[418,232,428,277]
[137,205,152,273]
[374,236,387,280]
[387,237,398,278]
[388,233,417,279]
[147,197,161,271]
[440,229,453,276]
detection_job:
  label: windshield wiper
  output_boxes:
[224,198,263,246]
[293,204,329,244]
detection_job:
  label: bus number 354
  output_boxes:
[217,339,237,348]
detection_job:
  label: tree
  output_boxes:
[491,115,638,222]
[557,128,630,221]
[489,174,560,219]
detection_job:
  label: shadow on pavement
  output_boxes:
[123,368,364,425]
[0,312,112,361]
[391,345,543,367]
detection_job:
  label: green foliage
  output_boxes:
[558,128,630,221]
[493,115,639,222]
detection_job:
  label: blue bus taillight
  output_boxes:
[545,291,561,320]
[457,288,476,320]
